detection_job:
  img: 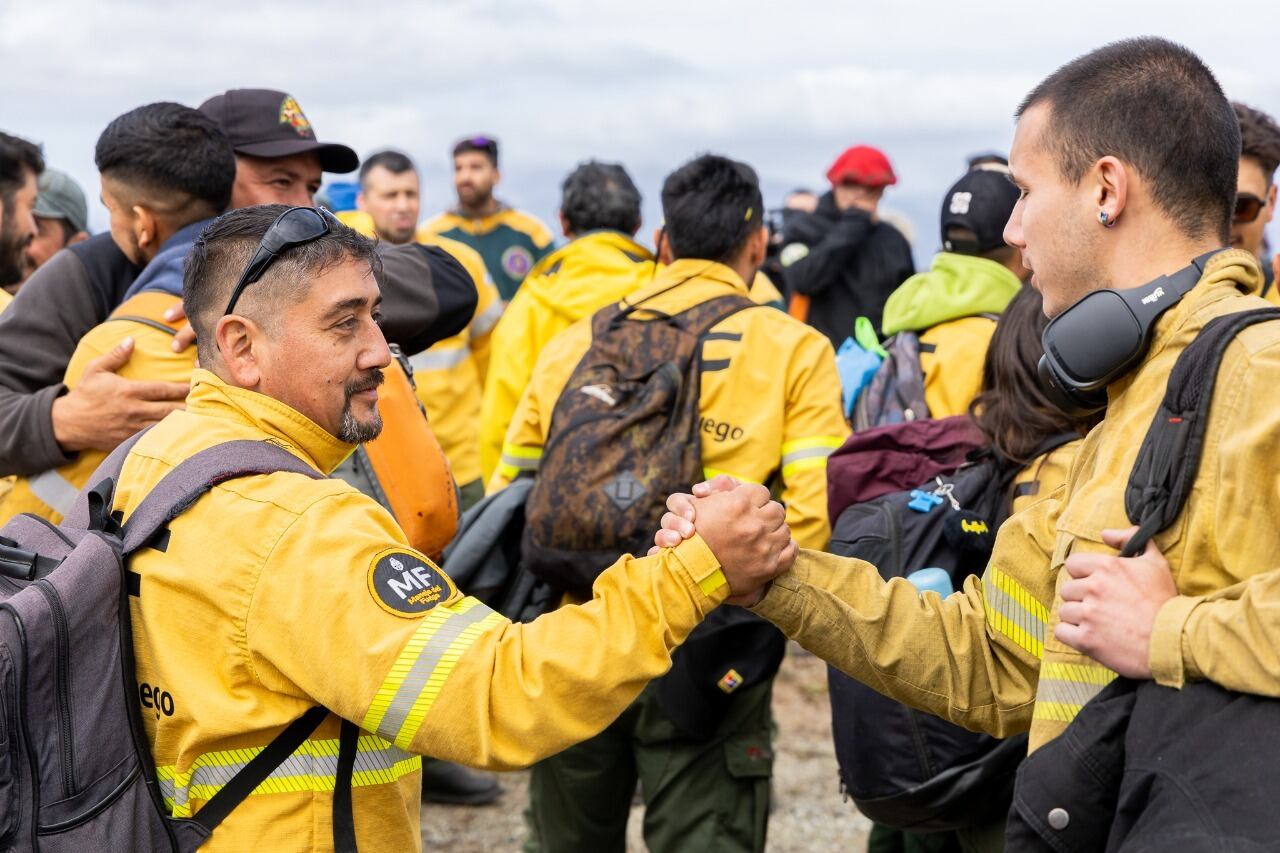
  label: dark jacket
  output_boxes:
[0,235,477,478]
[0,234,139,476]
[782,191,915,347]
[1007,677,1280,852]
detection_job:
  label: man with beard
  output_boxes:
[0,131,43,312]
[419,135,554,301]
[111,203,795,849]
[19,168,90,286]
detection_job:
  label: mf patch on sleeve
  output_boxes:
[368,548,456,617]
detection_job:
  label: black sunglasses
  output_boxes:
[223,207,335,316]
[1235,192,1267,225]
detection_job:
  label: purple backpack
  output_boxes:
[0,434,361,851]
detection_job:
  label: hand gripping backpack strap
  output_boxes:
[1122,307,1280,557]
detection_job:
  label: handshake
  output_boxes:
[649,475,797,606]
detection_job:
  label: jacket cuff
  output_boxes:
[670,535,728,604]
[1149,594,1202,688]
[749,557,812,635]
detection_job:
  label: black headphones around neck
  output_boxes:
[1037,250,1222,416]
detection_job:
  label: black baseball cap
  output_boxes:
[199,89,358,174]
[940,169,1020,255]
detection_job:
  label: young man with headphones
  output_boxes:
[655,37,1280,763]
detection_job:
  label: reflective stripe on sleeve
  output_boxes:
[779,436,844,477]
[498,444,542,480]
[981,566,1049,659]
[409,347,470,373]
[469,299,504,337]
[156,734,419,818]
[27,468,80,516]
[362,596,506,750]
[1031,660,1117,725]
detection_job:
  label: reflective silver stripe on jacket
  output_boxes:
[27,468,79,515]
[409,348,470,372]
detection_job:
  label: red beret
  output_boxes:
[826,145,897,188]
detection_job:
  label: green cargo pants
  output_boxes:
[523,679,774,853]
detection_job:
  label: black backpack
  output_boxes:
[826,432,1077,831]
[521,291,753,596]
[0,433,361,852]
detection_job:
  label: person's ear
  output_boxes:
[215,315,264,389]
[653,227,672,264]
[1265,183,1278,226]
[559,210,572,239]
[67,231,89,247]
[1093,156,1129,227]
[133,205,158,253]
[356,191,368,212]
[748,225,769,267]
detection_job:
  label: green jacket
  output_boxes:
[881,252,1022,336]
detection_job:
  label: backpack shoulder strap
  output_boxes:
[121,439,322,554]
[1122,307,1280,556]
[63,428,152,532]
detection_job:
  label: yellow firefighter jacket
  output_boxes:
[117,369,730,851]
[490,259,850,550]
[409,235,501,488]
[751,250,1280,752]
[0,291,189,524]
[479,230,657,482]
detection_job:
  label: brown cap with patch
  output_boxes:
[199,88,358,174]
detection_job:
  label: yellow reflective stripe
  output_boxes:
[780,435,844,477]
[981,567,1049,659]
[500,444,542,473]
[1032,701,1085,724]
[362,597,487,736]
[156,735,418,819]
[1040,661,1116,686]
[780,435,846,456]
[698,568,728,596]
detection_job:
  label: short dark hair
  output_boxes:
[661,154,763,263]
[1235,102,1280,187]
[1017,38,1238,242]
[560,160,642,235]
[0,131,44,215]
[94,102,235,217]
[359,149,416,186]
[184,205,380,365]
[452,135,498,167]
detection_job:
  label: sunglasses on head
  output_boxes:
[1235,192,1267,225]
[223,206,336,316]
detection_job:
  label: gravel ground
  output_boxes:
[420,646,872,852]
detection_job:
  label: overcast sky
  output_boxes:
[4,0,1278,263]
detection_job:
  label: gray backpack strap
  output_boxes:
[121,440,322,554]
[62,427,152,530]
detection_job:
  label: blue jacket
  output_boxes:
[122,217,216,300]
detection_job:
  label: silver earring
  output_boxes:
[1099,210,1115,227]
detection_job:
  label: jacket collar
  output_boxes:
[1108,248,1261,401]
[186,369,355,475]
[643,258,750,296]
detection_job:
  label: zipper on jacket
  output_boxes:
[33,581,76,798]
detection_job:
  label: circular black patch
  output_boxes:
[367,549,455,617]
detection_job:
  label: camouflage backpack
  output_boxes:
[521,292,753,597]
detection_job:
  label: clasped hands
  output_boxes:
[649,475,795,607]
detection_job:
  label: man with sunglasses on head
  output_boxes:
[419,135,555,301]
[110,204,793,850]
[1231,102,1280,301]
